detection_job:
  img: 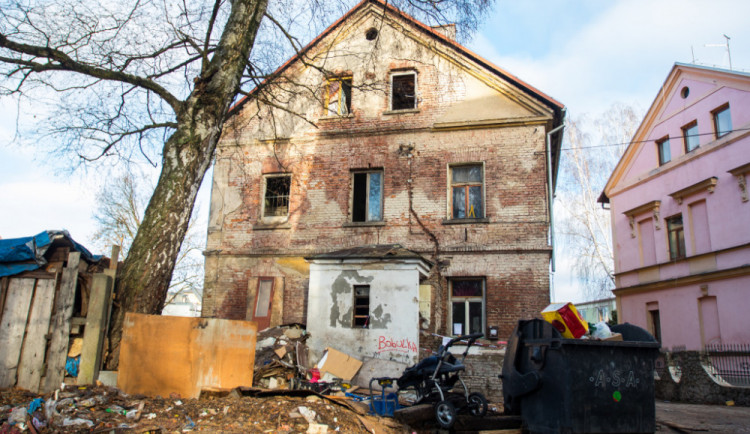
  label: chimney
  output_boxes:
[431,24,456,40]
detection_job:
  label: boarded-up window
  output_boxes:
[689,200,711,255]
[638,218,656,266]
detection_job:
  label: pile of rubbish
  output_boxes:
[254,324,310,390]
[0,384,406,433]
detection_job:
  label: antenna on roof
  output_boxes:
[691,45,696,64]
[705,34,732,70]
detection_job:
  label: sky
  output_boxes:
[2,0,750,302]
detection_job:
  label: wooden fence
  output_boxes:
[0,250,115,392]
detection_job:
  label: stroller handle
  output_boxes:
[438,333,484,358]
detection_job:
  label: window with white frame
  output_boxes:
[450,164,484,219]
[390,71,417,110]
[449,278,484,336]
[262,174,291,218]
[351,170,383,222]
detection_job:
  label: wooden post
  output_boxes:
[0,278,35,388]
[77,273,114,385]
[42,252,80,392]
[16,279,56,392]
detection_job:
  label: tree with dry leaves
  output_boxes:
[0,0,494,367]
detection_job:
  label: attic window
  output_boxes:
[391,72,417,110]
[680,86,689,99]
[365,28,378,41]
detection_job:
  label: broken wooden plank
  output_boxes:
[16,279,56,392]
[42,252,80,392]
[0,278,35,388]
[78,272,113,385]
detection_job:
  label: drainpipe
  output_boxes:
[546,110,566,281]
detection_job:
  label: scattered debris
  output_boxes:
[0,384,407,433]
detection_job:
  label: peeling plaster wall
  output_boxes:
[307,262,421,365]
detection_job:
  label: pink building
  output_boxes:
[601,63,750,350]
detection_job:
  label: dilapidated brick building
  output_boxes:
[203,0,564,363]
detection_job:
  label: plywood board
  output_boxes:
[16,279,56,392]
[42,252,80,392]
[77,273,113,385]
[0,278,35,387]
[118,313,257,398]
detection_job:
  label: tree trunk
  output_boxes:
[105,0,269,369]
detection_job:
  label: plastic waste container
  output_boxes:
[501,319,660,433]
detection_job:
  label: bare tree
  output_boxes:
[556,103,642,300]
[91,171,204,308]
[0,0,494,367]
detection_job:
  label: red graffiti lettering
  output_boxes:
[377,336,418,353]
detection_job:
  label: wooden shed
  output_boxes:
[0,231,115,392]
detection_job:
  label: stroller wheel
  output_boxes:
[468,392,488,417]
[435,400,457,429]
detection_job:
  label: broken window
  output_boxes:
[326,77,352,116]
[352,170,383,222]
[451,164,483,219]
[353,285,370,328]
[391,72,416,110]
[450,279,484,336]
[263,174,291,217]
[666,215,685,260]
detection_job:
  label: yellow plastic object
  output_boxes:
[541,302,589,339]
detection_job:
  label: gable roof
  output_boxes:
[229,0,564,117]
[601,62,750,201]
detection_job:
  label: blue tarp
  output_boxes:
[0,230,102,278]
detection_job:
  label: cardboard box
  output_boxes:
[541,302,588,339]
[316,347,363,381]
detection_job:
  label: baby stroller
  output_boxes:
[396,333,488,429]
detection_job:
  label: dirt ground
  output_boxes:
[0,385,408,433]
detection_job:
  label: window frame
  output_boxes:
[350,169,384,223]
[353,284,370,328]
[449,163,485,220]
[656,136,671,166]
[713,104,732,138]
[390,71,417,111]
[666,214,686,260]
[261,173,292,222]
[448,278,485,337]
[682,121,700,153]
[325,76,352,116]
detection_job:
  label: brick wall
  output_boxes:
[203,4,557,353]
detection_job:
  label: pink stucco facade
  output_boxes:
[604,63,750,350]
